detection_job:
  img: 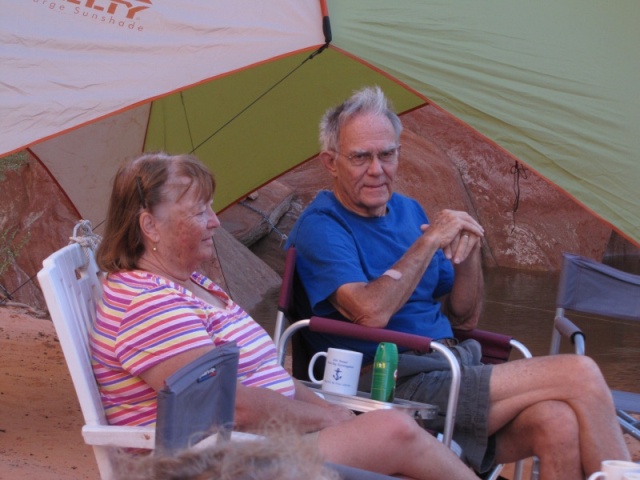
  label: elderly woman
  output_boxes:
[90,152,479,480]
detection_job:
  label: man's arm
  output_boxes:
[328,209,484,329]
[441,241,483,330]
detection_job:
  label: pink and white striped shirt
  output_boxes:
[90,270,295,427]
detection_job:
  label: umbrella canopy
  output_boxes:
[2,0,425,224]
[1,0,639,245]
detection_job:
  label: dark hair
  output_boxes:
[319,85,403,151]
[96,152,215,272]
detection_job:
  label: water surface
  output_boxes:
[481,260,639,394]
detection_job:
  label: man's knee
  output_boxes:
[536,401,578,433]
[538,354,608,393]
[564,354,611,398]
[524,401,580,454]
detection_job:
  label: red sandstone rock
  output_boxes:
[0,104,626,315]
[0,154,79,311]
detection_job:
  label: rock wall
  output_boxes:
[247,104,614,274]
[0,154,79,312]
[1,104,633,315]
[400,105,613,269]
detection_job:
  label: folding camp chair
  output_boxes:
[274,247,534,480]
[550,252,640,441]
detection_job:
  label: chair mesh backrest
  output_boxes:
[279,247,314,322]
[557,253,640,321]
[278,247,297,316]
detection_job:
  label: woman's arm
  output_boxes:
[139,347,353,434]
[234,381,354,434]
[139,345,214,391]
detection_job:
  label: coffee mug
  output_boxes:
[587,460,640,480]
[308,348,363,395]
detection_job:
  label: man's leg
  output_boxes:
[488,354,629,474]
[494,400,582,479]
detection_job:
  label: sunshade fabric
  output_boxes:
[144,49,426,210]
[328,0,640,245]
[0,0,325,155]
[1,0,639,246]
[2,0,425,224]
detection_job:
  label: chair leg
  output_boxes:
[93,446,115,480]
[618,410,640,441]
[482,458,539,480]
[482,464,504,480]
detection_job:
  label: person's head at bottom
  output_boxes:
[112,428,339,480]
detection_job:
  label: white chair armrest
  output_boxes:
[82,425,155,449]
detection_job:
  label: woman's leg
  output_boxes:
[317,409,479,480]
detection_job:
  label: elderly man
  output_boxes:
[286,86,629,478]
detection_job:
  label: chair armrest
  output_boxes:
[309,316,433,352]
[554,315,584,340]
[82,425,155,449]
[453,328,513,364]
[550,315,585,355]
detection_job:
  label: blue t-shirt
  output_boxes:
[286,191,454,362]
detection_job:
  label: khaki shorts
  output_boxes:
[358,339,495,474]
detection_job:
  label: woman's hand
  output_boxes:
[323,403,357,427]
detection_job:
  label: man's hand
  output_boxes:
[445,231,482,264]
[420,209,483,264]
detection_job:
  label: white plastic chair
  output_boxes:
[37,236,394,480]
[37,241,154,479]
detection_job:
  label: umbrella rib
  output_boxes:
[189,45,328,154]
[180,92,195,151]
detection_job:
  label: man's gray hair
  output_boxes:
[319,86,403,151]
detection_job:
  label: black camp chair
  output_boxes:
[274,247,534,480]
[550,252,640,440]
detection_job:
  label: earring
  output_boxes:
[152,246,157,252]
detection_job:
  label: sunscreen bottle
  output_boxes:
[371,342,398,402]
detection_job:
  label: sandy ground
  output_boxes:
[0,306,98,480]
[0,305,638,480]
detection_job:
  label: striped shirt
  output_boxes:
[90,270,295,427]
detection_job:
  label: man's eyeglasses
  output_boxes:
[335,146,400,167]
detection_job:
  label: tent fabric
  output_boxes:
[2,0,639,246]
[327,0,640,245]
[3,0,426,224]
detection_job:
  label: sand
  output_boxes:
[0,305,637,480]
